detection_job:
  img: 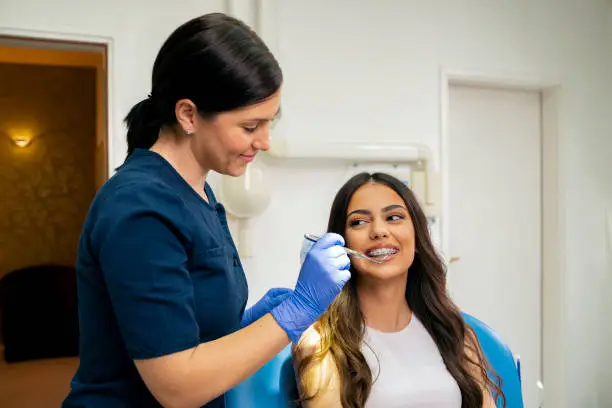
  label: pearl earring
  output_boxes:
[184,129,194,135]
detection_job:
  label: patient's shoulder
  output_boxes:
[292,326,323,361]
[291,326,342,407]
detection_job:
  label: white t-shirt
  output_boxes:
[362,315,462,408]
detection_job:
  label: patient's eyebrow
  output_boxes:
[347,204,407,217]
[382,204,407,212]
[347,209,371,217]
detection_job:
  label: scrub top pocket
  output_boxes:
[190,245,246,340]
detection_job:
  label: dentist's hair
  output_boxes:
[294,172,505,408]
[123,12,282,158]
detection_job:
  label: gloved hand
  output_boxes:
[271,233,351,343]
[241,287,293,328]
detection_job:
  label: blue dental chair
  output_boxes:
[226,313,524,408]
[461,313,524,408]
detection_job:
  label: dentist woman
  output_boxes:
[62,12,350,408]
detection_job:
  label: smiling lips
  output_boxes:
[240,153,256,163]
[366,245,399,260]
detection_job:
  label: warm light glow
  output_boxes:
[10,133,34,148]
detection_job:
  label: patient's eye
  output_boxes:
[387,214,405,222]
[348,218,367,227]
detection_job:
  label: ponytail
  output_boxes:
[123,97,162,159]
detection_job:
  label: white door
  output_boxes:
[447,84,542,408]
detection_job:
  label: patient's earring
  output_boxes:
[184,128,194,135]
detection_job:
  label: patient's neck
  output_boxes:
[357,277,411,333]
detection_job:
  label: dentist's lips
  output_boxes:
[240,154,255,163]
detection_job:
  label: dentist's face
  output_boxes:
[175,90,281,177]
[344,183,415,281]
[196,91,281,177]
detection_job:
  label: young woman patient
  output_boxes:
[292,172,505,408]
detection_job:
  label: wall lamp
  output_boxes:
[10,131,34,148]
[11,135,33,148]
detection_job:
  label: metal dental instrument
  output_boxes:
[304,233,389,264]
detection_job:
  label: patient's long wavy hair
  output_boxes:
[295,172,505,408]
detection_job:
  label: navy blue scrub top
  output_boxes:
[63,149,249,408]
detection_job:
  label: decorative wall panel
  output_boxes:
[0,63,96,278]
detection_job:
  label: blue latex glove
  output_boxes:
[271,233,351,343]
[241,288,293,328]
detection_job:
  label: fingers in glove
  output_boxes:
[313,232,345,250]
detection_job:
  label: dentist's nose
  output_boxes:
[252,127,270,151]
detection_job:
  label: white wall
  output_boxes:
[2,0,611,406]
[257,1,612,407]
[599,7,612,407]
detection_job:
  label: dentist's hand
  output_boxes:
[271,233,351,343]
[240,288,293,328]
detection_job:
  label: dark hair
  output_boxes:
[295,172,505,408]
[124,12,283,157]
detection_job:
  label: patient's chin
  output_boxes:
[357,262,409,282]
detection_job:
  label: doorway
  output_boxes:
[0,36,109,407]
[0,36,109,190]
[443,81,560,408]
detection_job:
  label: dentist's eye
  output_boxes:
[243,126,258,133]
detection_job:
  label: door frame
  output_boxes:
[0,27,114,187]
[439,68,566,408]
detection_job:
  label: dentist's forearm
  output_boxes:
[134,314,289,408]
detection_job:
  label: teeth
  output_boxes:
[367,248,398,257]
